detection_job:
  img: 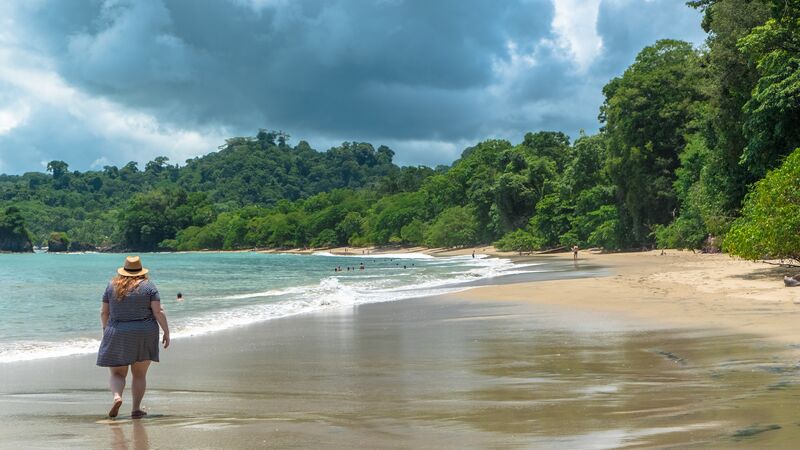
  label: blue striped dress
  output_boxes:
[96,280,161,367]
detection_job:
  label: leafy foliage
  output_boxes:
[601,39,708,244]
[495,229,542,254]
[738,1,800,178]
[692,0,770,216]
[725,148,800,261]
[424,206,479,248]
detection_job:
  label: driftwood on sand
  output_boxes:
[535,246,566,255]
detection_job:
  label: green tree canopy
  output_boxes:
[738,1,800,177]
[724,147,800,261]
[425,206,479,248]
[601,39,707,244]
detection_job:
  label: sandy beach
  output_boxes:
[456,250,800,343]
[270,244,800,343]
[2,250,800,448]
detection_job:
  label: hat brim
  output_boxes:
[117,267,149,277]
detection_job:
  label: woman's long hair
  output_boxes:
[111,274,148,300]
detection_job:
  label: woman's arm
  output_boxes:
[100,302,110,330]
[150,300,170,349]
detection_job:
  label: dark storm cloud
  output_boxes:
[0,0,705,173]
[54,0,554,138]
[595,0,707,74]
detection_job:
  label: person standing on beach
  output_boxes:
[572,245,579,261]
[97,256,170,419]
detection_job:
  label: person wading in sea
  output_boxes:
[97,256,170,419]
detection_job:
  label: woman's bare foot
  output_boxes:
[131,410,147,419]
[108,397,123,418]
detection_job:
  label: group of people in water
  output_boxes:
[333,258,418,272]
[334,263,366,272]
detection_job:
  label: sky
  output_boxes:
[0,0,706,175]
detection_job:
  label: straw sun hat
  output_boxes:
[118,256,149,277]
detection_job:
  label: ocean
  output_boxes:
[0,251,550,363]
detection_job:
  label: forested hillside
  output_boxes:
[0,134,426,248]
[168,132,614,251]
[2,0,799,260]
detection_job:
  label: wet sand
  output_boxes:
[3,289,800,449]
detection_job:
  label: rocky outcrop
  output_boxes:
[47,233,70,252]
[47,232,97,252]
[97,244,124,253]
[68,241,97,252]
[0,234,33,252]
[0,207,33,253]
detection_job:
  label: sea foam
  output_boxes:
[0,253,541,363]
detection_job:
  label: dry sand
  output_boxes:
[454,250,800,345]
[256,244,510,257]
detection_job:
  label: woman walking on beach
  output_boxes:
[97,256,170,419]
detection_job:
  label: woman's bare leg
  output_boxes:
[130,360,151,414]
[108,366,128,417]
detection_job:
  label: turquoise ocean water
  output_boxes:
[0,251,540,363]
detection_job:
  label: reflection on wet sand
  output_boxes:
[1,296,800,448]
[457,329,796,447]
[110,420,149,450]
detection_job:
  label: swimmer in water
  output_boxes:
[176,292,184,302]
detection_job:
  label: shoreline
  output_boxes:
[6,248,800,360]
[455,249,800,345]
[0,248,556,365]
[7,248,800,359]
[267,245,800,347]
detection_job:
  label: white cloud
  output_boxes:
[0,100,30,134]
[0,46,226,169]
[492,40,538,81]
[90,157,111,169]
[229,0,288,13]
[551,0,603,70]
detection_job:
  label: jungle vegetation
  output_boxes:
[2,0,798,261]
